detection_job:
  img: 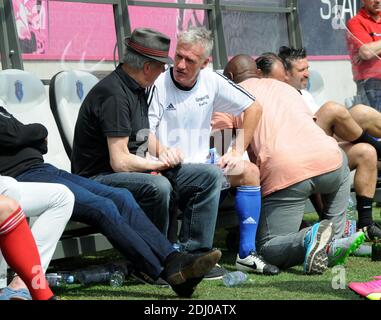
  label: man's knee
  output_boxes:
[349,104,377,131]
[52,184,75,208]
[0,176,21,201]
[230,161,260,186]
[0,195,20,223]
[322,101,349,121]
[349,143,378,167]
[241,161,260,185]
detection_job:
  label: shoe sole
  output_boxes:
[167,249,222,285]
[304,220,333,274]
[309,251,328,275]
[202,276,224,281]
[348,286,381,300]
[203,274,225,281]
[330,232,365,266]
[367,293,381,300]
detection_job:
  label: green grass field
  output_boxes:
[48,211,381,300]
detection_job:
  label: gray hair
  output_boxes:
[123,48,156,70]
[177,27,213,59]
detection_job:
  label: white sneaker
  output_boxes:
[235,251,280,275]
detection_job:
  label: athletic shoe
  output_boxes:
[327,231,365,267]
[235,251,280,275]
[367,293,381,300]
[0,287,32,300]
[303,220,334,275]
[348,279,381,300]
[358,222,381,241]
[162,248,222,297]
[203,264,227,280]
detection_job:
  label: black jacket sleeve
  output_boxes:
[0,107,48,153]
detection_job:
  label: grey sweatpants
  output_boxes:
[257,152,350,269]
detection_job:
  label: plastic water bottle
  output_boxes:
[344,197,357,237]
[75,263,127,287]
[206,148,231,190]
[75,265,113,286]
[46,272,75,287]
[222,271,248,287]
[109,270,125,287]
[172,242,181,252]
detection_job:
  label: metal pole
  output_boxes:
[4,0,23,69]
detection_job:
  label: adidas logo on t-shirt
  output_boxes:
[166,103,176,111]
[242,217,257,224]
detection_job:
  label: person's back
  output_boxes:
[238,78,342,196]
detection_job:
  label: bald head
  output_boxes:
[223,54,258,84]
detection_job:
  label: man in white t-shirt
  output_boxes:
[276,46,381,241]
[149,27,279,276]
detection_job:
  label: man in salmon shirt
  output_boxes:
[347,0,381,111]
[212,55,365,274]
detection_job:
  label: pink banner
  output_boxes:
[12,0,205,61]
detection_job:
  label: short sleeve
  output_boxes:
[213,73,256,116]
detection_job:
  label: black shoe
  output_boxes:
[170,276,204,298]
[204,264,227,280]
[359,222,381,241]
[163,248,222,297]
[235,251,280,275]
[130,271,169,287]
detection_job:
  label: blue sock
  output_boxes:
[235,186,261,259]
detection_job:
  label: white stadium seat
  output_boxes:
[0,69,71,172]
[49,70,99,157]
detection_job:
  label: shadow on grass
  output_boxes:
[53,284,192,300]
[210,276,359,300]
[251,279,359,300]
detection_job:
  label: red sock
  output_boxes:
[0,207,53,300]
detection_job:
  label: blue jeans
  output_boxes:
[93,164,222,252]
[16,163,174,279]
[357,79,381,112]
